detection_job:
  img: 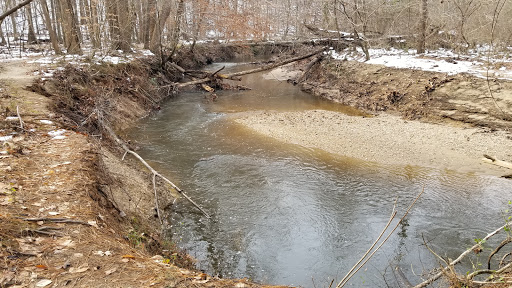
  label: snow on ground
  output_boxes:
[327,46,512,80]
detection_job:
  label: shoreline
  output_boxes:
[234,110,512,176]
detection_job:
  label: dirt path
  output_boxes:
[0,61,287,288]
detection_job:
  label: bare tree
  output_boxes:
[25,3,37,43]
[58,0,81,54]
[39,0,61,54]
[417,0,428,54]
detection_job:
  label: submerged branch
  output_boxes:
[413,223,509,288]
[101,122,211,220]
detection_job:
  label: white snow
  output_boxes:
[0,135,13,141]
[40,120,53,125]
[327,46,512,80]
[48,129,67,139]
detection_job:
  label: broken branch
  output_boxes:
[101,123,211,219]
[413,223,509,288]
[176,47,329,89]
[16,106,24,130]
[337,188,424,288]
[19,217,92,226]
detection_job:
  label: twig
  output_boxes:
[337,189,424,288]
[26,226,64,237]
[16,106,24,130]
[413,223,509,288]
[210,66,225,77]
[19,217,92,226]
[500,252,512,267]
[102,123,211,219]
[336,200,398,287]
[153,173,163,225]
[487,237,512,269]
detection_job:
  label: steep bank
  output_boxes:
[0,44,294,288]
[301,59,512,130]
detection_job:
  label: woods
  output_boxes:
[1,0,512,58]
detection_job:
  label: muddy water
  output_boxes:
[128,63,512,287]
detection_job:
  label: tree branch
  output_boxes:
[0,0,34,23]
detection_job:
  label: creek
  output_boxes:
[127,62,512,287]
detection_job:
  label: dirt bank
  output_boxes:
[0,43,293,288]
[301,59,512,130]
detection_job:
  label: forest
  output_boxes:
[1,0,512,58]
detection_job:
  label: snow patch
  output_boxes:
[0,135,13,141]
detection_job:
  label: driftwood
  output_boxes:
[413,224,509,288]
[102,123,211,220]
[483,154,512,170]
[175,47,328,89]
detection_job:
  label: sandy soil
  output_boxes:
[235,110,512,175]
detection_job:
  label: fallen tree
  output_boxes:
[171,46,329,90]
[0,0,34,23]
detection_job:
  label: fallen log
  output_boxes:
[482,155,512,170]
[176,46,329,89]
[296,54,324,84]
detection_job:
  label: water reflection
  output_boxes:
[127,63,512,287]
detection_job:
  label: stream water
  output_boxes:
[127,62,512,287]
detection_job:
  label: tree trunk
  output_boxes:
[26,3,37,43]
[0,23,6,45]
[149,0,174,54]
[58,0,81,54]
[40,0,62,54]
[417,0,427,54]
[106,0,132,52]
[6,0,20,41]
[167,0,184,57]
[89,0,100,49]
[52,0,62,42]
[144,0,157,49]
